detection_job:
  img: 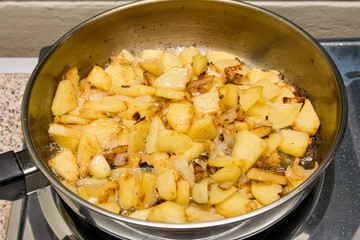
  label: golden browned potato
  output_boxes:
[48,46,320,223]
[51,80,78,116]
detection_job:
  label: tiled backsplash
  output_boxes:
[0,1,360,57]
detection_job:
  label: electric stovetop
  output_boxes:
[5,39,360,240]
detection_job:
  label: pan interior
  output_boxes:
[23,0,345,230]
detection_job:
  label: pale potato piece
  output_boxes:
[268,103,302,130]
[247,115,267,125]
[158,129,193,154]
[192,54,208,76]
[157,169,178,200]
[187,115,216,141]
[192,89,221,115]
[255,79,281,103]
[63,67,80,95]
[78,109,108,119]
[128,130,145,153]
[121,119,136,129]
[211,75,226,88]
[153,67,189,91]
[77,186,98,203]
[217,181,236,190]
[49,150,79,182]
[133,65,145,83]
[121,66,138,82]
[224,64,251,84]
[97,202,121,214]
[133,173,157,209]
[87,65,112,93]
[174,179,191,207]
[140,57,163,76]
[263,132,284,157]
[166,103,194,133]
[246,168,287,185]
[234,121,250,131]
[243,68,281,84]
[147,201,186,223]
[53,136,79,151]
[177,142,205,162]
[285,162,318,191]
[272,87,295,105]
[232,130,267,173]
[216,192,249,218]
[83,96,127,113]
[82,119,121,149]
[147,152,171,172]
[117,128,130,146]
[239,86,263,111]
[251,181,282,205]
[245,102,270,117]
[89,154,111,179]
[208,156,246,168]
[213,59,241,74]
[110,49,136,64]
[185,205,224,223]
[130,119,151,139]
[293,99,320,135]
[192,214,225,223]
[261,150,282,168]
[77,119,121,176]
[143,71,157,86]
[118,170,135,209]
[51,79,78,116]
[105,63,125,89]
[125,101,153,120]
[279,129,310,157]
[155,87,186,100]
[208,183,237,205]
[191,178,210,204]
[249,126,272,138]
[78,181,118,204]
[210,166,241,182]
[185,205,211,222]
[218,84,239,107]
[54,115,90,125]
[162,51,183,71]
[48,123,81,140]
[140,49,164,61]
[76,140,95,177]
[76,177,110,187]
[179,46,200,65]
[129,209,151,220]
[63,66,80,82]
[112,84,156,97]
[145,115,166,154]
[205,51,237,63]
[106,64,138,91]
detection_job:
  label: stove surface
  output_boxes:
[6,39,360,240]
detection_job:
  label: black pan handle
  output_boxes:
[0,150,50,200]
[0,151,25,200]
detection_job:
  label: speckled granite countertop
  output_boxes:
[0,73,30,240]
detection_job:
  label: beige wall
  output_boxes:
[1,1,359,57]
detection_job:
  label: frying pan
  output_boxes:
[0,0,347,239]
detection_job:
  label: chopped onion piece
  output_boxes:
[114,153,128,166]
[173,157,195,185]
